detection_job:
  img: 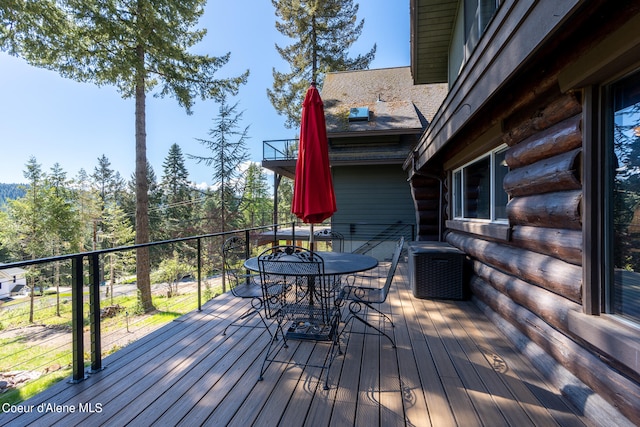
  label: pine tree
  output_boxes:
[46,163,81,315]
[49,163,67,195]
[277,177,296,224]
[102,201,135,303]
[160,143,193,237]
[20,157,47,260]
[124,162,164,263]
[269,0,376,128]
[73,168,102,251]
[190,96,250,232]
[92,154,116,209]
[14,157,46,323]
[91,155,117,282]
[0,157,79,321]
[241,163,272,228]
[3,0,248,313]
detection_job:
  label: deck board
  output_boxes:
[0,260,594,427]
[393,271,455,427]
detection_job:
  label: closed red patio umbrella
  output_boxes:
[292,83,337,245]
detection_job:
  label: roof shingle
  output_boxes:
[322,67,447,135]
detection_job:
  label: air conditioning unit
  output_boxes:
[408,242,465,300]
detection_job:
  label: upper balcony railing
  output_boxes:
[263,139,299,161]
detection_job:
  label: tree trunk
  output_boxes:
[29,276,35,324]
[135,43,154,313]
[55,258,60,317]
[109,254,115,305]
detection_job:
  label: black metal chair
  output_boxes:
[221,236,270,336]
[340,236,405,348]
[314,228,344,252]
[257,245,343,389]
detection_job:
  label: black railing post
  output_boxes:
[89,253,102,372]
[244,229,251,259]
[70,255,85,383]
[221,234,227,293]
[244,229,251,285]
[197,238,202,311]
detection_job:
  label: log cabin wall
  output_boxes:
[410,173,443,241]
[443,93,640,427]
[408,2,640,425]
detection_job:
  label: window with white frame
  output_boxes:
[453,146,509,222]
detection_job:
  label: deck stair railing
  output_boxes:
[349,221,410,255]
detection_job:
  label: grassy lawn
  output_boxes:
[0,279,224,410]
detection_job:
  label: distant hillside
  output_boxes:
[0,183,26,206]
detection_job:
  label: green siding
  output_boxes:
[332,164,415,230]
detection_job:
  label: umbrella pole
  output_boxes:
[309,223,315,252]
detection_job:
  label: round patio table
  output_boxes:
[244,250,378,343]
[243,251,378,276]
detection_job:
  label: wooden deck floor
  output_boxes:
[1,261,593,427]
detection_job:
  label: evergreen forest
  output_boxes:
[0,184,26,206]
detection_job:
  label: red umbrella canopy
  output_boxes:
[291,84,337,224]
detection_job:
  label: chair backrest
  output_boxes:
[381,236,405,297]
[314,229,344,252]
[258,246,332,320]
[258,245,325,276]
[222,236,250,292]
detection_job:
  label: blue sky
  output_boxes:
[0,0,410,186]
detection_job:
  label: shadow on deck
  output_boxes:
[0,261,592,426]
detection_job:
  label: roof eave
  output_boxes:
[411,0,459,84]
[327,128,423,139]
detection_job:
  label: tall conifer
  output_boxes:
[190,96,250,233]
[2,0,248,312]
[269,0,376,128]
[161,143,193,237]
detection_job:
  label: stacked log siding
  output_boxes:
[439,95,640,424]
[409,1,640,425]
[411,174,443,240]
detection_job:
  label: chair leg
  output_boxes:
[258,318,288,382]
[362,301,395,328]
[223,298,273,337]
[323,312,344,390]
[223,306,254,335]
[345,301,396,348]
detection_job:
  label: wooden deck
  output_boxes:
[1,261,592,426]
